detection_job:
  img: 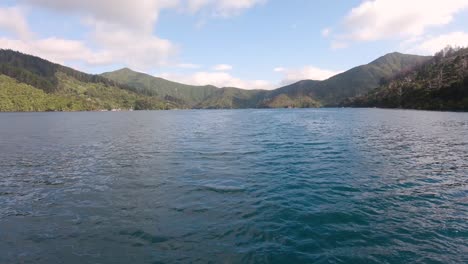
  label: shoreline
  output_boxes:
[0,107,467,113]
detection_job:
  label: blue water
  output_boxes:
[0,109,467,263]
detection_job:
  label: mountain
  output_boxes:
[0,49,177,111]
[342,47,468,111]
[102,67,267,109]
[268,52,432,106]
[260,80,323,108]
[105,53,429,109]
[192,52,430,109]
[195,87,266,109]
[0,49,449,112]
[101,68,218,107]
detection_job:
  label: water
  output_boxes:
[0,109,467,263]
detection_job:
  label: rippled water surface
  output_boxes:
[1,109,467,263]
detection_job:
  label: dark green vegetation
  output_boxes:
[0,50,174,111]
[0,74,86,112]
[102,68,219,107]
[343,47,468,111]
[102,68,269,109]
[103,52,430,109]
[1,48,466,111]
[272,53,431,106]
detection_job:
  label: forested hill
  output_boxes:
[2,48,466,112]
[0,49,178,111]
[101,68,219,107]
[342,47,468,111]
[1,49,117,93]
[267,52,431,106]
[104,53,430,109]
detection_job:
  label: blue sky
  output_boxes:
[1,0,468,89]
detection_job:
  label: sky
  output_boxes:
[1,0,468,90]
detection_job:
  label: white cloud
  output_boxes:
[410,32,468,54]
[329,0,468,47]
[87,21,177,70]
[0,25,176,70]
[177,63,202,69]
[23,0,178,33]
[321,28,331,37]
[12,0,263,71]
[0,6,108,66]
[213,64,233,71]
[0,7,32,39]
[0,1,175,71]
[0,37,110,65]
[22,0,266,29]
[159,71,273,90]
[275,66,342,85]
[157,64,341,90]
[186,0,266,17]
[330,41,348,50]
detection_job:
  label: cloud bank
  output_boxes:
[160,71,272,90]
[275,66,342,86]
[325,0,468,53]
[3,0,264,71]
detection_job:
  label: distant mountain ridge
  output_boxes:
[342,47,468,110]
[0,48,444,111]
[268,52,431,106]
[101,68,219,107]
[102,52,430,109]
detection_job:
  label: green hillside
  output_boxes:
[270,53,431,106]
[260,80,322,108]
[0,49,176,111]
[101,68,218,107]
[3,49,459,112]
[342,47,468,111]
[195,87,267,109]
[193,52,430,109]
[0,72,175,111]
[261,93,321,108]
[0,74,89,111]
